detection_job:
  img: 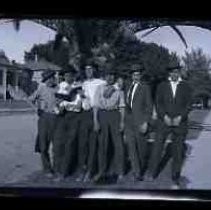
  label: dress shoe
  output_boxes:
[44,172,54,178]
[130,173,141,182]
[171,183,180,190]
[92,173,103,183]
[83,172,92,183]
[117,174,124,182]
[144,174,156,182]
[53,174,65,182]
[76,173,85,182]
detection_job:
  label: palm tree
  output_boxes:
[4,18,211,71]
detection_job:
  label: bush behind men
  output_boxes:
[29,62,192,189]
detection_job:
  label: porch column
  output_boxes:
[14,71,19,91]
[2,68,7,100]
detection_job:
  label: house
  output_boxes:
[0,50,22,100]
[0,50,62,100]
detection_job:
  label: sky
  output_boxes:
[0,20,211,63]
[136,25,211,59]
[0,20,56,63]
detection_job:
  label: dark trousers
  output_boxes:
[53,112,81,176]
[154,141,188,178]
[148,119,188,181]
[77,110,97,174]
[125,113,149,176]
[97,110,124,177]
[52,115,66,174]
[38,112,57,173]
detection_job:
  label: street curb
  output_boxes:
[0,108,35,115]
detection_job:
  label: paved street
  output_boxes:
[183,109,211,189]
[0,109,210,190]
[0,112,40,184]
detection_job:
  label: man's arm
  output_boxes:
[134,84,153,125]
[92,85,102,132]
[62,94,82,110]
[155,82,166,120]
[118,90,126,132]
[28,85,42,103]
[143,84,153,122]
[179,84,193,118]
[93,106,100,132]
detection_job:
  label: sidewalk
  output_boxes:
[182,109,211,189]
[0,109,209,190]
[0,100,35,114]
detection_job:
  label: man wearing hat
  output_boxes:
[75,62,106,182]
[147,65,193,189]
[29,70,58,177]
[125,64,153,181]
[53,66,83,181]
[92,69,126,182]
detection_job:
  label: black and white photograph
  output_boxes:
[0,18,211,195]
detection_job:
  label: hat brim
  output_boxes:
[62,70,77,75]
[130,68,145,73]
[167,66,182,71]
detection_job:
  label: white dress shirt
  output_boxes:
[58,82,82,112]
[57,81,70,95]
[60,94,81,112]
[169,77,182,98]
[82,78,106,109]
[130,82,139,109]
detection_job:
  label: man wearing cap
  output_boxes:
[53,67,82,180]
[147,65,192,189]
[76,63,106,182]
[125,64,153,181]
[93,69,125,182]
[29,70,58,177]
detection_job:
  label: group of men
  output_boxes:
[29,61,192,189]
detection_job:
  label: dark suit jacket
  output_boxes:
[156,80,192,121]
[126,82,153,126]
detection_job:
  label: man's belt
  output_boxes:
[100,109,118,112]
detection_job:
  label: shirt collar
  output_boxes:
[132,81,140,85]
[168,77,182,83]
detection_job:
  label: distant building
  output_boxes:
[0,50,62,100]
[0,50,22,100]
[24,58,62,84]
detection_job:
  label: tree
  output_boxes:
[25,40,70,70]
[9,18,193,71]
[182,48,211,70]
[182,48,211,108]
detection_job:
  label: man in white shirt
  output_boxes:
[92,70,126,183]
[76,63,106,182]
[147,66,193,189]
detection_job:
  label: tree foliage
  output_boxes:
[182,48,211,107]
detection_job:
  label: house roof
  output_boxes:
[0,50,10,66]
[24,59,62,71]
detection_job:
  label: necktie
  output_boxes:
[127,83,135,108]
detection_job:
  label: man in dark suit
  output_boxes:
[125,64,153,181]
[147,66,192,189]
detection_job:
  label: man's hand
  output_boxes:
[58,105,65,114]
[138,122,148,134]
[103,86,115,98]
[164,114,172,126]
[93,121,100,132]
[78,89,86,98]
[119,121,125,133]
[172,115,182,126]
[37,109,44,117]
